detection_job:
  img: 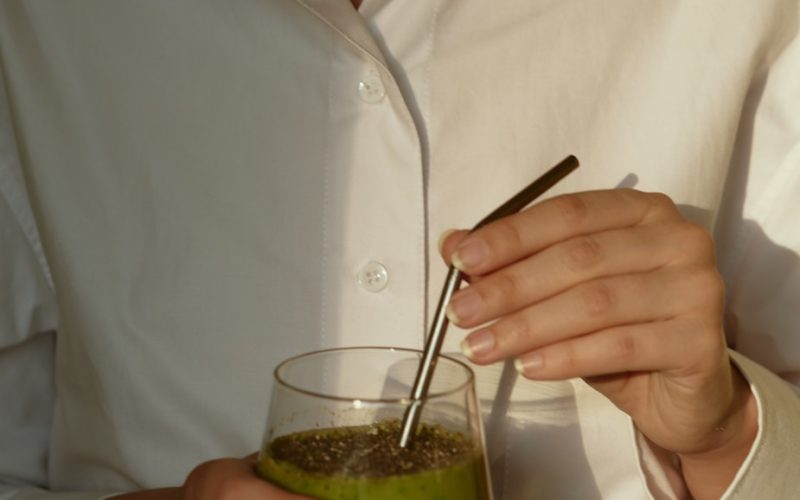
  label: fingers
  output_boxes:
[513,317,726,381]
[437,189,725,395]
[445,224,682,327]
[183,456,308,500]
[445,190,679,276]
[459,267,724,364]
[440,189,742,466]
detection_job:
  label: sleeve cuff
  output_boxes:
[722,350,800,499]
[634,349,800,499]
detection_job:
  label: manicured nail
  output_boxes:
[446,289,482,324]
[452,239,489,271]
[514,352,544,376]
[460,330,496,359]
[438,228,459,256]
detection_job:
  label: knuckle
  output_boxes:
[697,267,725,292]
[582,281,617,316]
[184,461,210,488]
[560,342,580,373]
[690,269,726,307]
[183,460,219,499]
[183,459,257,500]
[642,192,678,220]
[552,194,589,226]
[490,272,524,304]
[613,333,638,365]
[679,223,716,261]
[615,188,643,207]
[646,191,675,210]
[563,235,603,271]
[216,474,251,500]
[493,219,525,252]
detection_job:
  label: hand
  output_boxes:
[108,454,309,500]
[440,189,757,499]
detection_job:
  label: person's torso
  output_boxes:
[1,0,791,497]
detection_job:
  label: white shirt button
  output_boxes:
[358,70,386,104]
[357,261,389,292]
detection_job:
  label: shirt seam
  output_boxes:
[0,66,54,291]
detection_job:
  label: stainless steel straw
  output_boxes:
[398,155,580,448]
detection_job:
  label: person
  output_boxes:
[1,0,799,499]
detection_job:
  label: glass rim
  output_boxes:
[273,346,476,404]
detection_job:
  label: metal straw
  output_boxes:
[398,155,580,448]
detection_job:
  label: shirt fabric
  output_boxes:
[1,1,799,498]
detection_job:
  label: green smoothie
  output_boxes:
[257,419,490,500]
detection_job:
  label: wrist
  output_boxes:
[677,365,758,500]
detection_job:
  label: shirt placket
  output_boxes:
[295,1,428,350]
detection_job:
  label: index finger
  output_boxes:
[450,189,676,275]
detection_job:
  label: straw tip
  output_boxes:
[565,154,580,167]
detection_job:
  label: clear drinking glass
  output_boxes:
[257,347,491,500]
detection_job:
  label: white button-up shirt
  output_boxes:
[1,1,799,499]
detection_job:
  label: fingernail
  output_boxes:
[438,228,459,256]
[446,288,482,324]
[460,330,496,359]
[514,352,544,375]
[452,239,489,271]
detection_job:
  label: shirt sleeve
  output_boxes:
[634,351,800,500]
[723,352,800,499]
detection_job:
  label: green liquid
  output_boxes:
[257,422,490,500]
[258,453,487,500]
